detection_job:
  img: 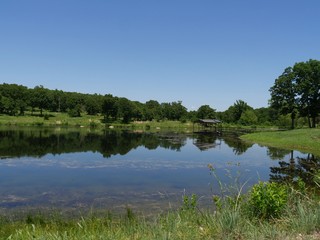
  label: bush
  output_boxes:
[68,109,81,117]
[247,181,288,220]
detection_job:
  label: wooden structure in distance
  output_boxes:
[193,119,222,133]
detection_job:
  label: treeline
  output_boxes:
[1,58,319,129]
[0,83,278,125]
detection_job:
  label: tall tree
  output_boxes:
[196,105,216,119]
[85,94,103,115]
[30,85,50,116]
[144,100,161,121]
[102,94,117,122]
[116,97,135,123]
[232,100,252,123]
[269,67,297,129]
[239,109,258,125]
[170,101,187,121]
[294,59,320,128]
[0,83,29,115]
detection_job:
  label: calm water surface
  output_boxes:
[0,128,317,215]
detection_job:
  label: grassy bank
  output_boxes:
[0,113,195,132]
[241,128,320,156]
[1,183,319,239]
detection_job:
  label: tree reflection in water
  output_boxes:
[0,128,319,189]
[269,150,320,188]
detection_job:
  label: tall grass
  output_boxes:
[2,181,319,240]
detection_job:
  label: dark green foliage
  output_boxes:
[232,100,252,122]
[116,97,135,123]
[270,59,320,128]
[269,67,297,129]
[196,105,216,119]
[30,85,51,116]
[160,101,188,121]
[0,83,29,115]
[102,94,118,121]
[85,94,103,115]
[68,106,82,117]
[248,181,288,220]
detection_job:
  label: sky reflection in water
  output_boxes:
[0,129,311,215]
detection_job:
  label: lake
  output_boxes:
[0,127,317,216]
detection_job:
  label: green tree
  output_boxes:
[0,95,16,115]
[239,109,258,125]
[0,83,29,115]
[233,100,252,122]
[102,94,117,122]
[85,94,103,115]
[270,60,320,128]
[269,67,297,129]
[30,85,51,116]
[294,59,320,128]
[144,100,161,121]
[116,97,135,123]
[171,101,187,121]
[47,89,67,112]
[196,105,216,119]
[254,107,278,125]
[160,101,187,121]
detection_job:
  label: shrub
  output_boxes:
[248,181,288,220]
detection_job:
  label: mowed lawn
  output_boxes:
[241,128,320,156]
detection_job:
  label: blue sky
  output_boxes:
[1,1,319,111]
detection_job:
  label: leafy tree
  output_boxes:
[0,83,29,115]
[232,100,252,122]
[187,110,198,122]
[170,101,187,121]
[85,94,103,115]
[294,59,320,128]
[270,59,320,128]
[47,89,67,112]
[30,85,51,116]
[116,97,135,123]
[160,101,187,121]
[269,67,297,129]
[66,92,84,110]
[102,94,117,122]
[254,107,278,125]
[219,106,235,123]
[0,95,16,115]
[132,101,144,121]
[144,100,161,121]
[68,104,82,117]
[196,105,216,119]
[239,109,258,125]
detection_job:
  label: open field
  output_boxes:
[241,128,320,156]
[0,113,195,132]
[0,113,104,128]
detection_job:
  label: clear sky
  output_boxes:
[1,1,319,111]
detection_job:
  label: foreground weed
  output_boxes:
[248,181,288,220]
[181,193,198,211]
[208,163,248,212]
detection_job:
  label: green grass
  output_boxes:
[241,128,320,156]
[0,112,104,128]
[0,113,195,132]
